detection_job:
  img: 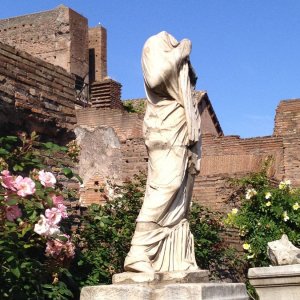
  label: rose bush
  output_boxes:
[0,132,245,299]
[0,133,79,299]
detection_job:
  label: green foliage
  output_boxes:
[0,133,79,299]
[225,170,300,267]
[123,100,146,114]
[71,174,144,286]
[190,204,245,282]
[0,132,247,299]
[72,173,241,286]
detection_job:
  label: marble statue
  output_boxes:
[267,234,300,265]
[124,31,201,273]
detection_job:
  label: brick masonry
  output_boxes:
[75,98,300,215]
[0,40,83,135]
[89,26,107,83]
[90,79,123,110]
[1,5,300,249]
[0,5,88,79]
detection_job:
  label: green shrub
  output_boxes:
[0,132,245,299]
[225,170,300,268]
[72,173,241,286]
[0,132,80,299]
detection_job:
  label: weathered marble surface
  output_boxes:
[80,282,248,300]
[124,31,201,273]
[112,270,209,285]
[248,264,300,300]
[267,234,300,265]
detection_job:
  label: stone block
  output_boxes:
[113,270,209,285]
[248,264,300,300]
[80,282,248,300]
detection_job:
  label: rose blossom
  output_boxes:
[45,207,62,225]
[5,205,22,221]
[65,240,75,258]
[57,203,68,218]
[45,236,75,259]
[245,188,257,200]
[38,170,56,188]
[45,239,64,258]
[1,170,16,191]
[14,176,36,197]
[51,194,64,206]
[34,214,60,237]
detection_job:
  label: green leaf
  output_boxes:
[62,167,73,178]
[57,235,68,242]
[13,164,23,172]
[74,173,83,184]
[0,148,9,155]
[6,197,18,206]
[34,202,44,209]
[11,267,21,278]
[78,260,84,266]
[6,255,15,262]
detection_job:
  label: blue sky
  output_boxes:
[0,1,299,138]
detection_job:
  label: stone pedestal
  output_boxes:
[80,270,249,300]
[112,270,209,285]
[248,264,300,300]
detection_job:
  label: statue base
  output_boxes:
[248,264,300,300]
[80,270,249,300]
[112,270,209,285]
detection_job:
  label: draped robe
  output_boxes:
[124,31,201,272]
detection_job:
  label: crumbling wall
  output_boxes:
[75,126,122,206]
[195,134,284,212]
[76,108,143,141]
[89,26,107,83]
[274,99,300,136]
[0,5,88,79]
[75,99,300,213]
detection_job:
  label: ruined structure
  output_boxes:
[0,6,299,222]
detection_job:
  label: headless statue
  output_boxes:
[124,31,201,273]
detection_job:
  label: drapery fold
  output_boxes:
[124,31,201,273]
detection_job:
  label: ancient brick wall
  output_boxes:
[274,99,300,136]
[75,108,145,205]
[68,8,89,80]
[90,79,123,109]
[89,26,107,83]
[121,138,148,180]
[0,5,88,79]
[75,126,122,206]
[195,134,284,212]
[273,100,300,186]
[76,108,143,141]
[0,41,82,135]
[75,101,293,213]
[282,135,300,186]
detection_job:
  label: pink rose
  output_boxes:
[14,176,36,197]
[1,170,16,191]
[57,203,68,219]
[38,170,56,188]
[45,239,64,258]
[5,205,22,221]
[45,207,62,225]
[65,240,75,258]
[45,237,75,259]
[51,194,64,206]
[34,214,60,237]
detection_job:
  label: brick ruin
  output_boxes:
[0,6,300,218]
